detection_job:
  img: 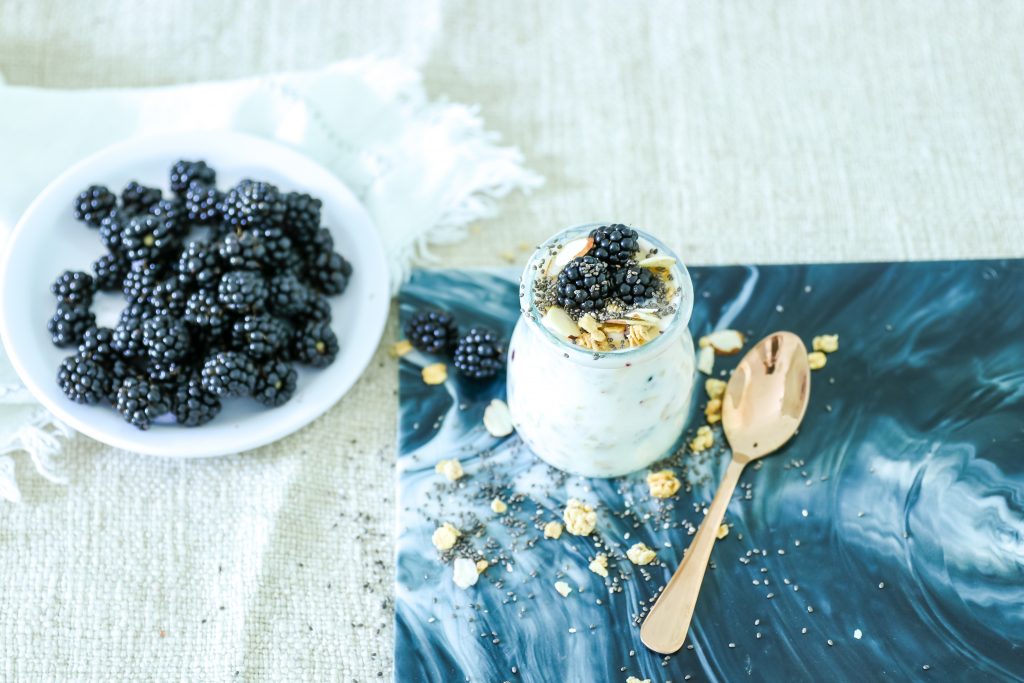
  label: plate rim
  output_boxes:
[0,131,390,457]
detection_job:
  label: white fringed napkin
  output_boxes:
[0,58,542,499]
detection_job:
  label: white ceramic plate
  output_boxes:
[0,132,389,457]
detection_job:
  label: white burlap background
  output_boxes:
[1,1,1022,680]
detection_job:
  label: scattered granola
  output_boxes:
[431,522,461,551]
[435,459,464,481]
[717,523,729,540]
[626,542,657,565]
[696,345,715,375]
[476,559,489,573]
[705,398,723,424]
[490,498,508,514]
[690,425,715,453]
[705,378,727,400]
[808,351,827,370]
[647,469,681,499]
[812,334,839,353]
[554,580,572,597]
[389,339,413,357]
[452,557,479,589]
[626,677,651,683]
[543,521,564,539]
[699,329,745,355]
[483,399,515,437]
[588,554,610,578]
[563,499,598,536]
[421,362,448,385]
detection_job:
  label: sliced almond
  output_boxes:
[541,306,581,339]
[574,236,595,258]
[483,399,514,437]
[699,329,745,355]
[578,313,599,333]
[422,363,448,385]
[697,345,715,375]
[389,339,413,357]
[544,237,591,276]
[577,314,607,342]
[637,255,677,269]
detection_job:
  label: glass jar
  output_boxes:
[506,224,697,478]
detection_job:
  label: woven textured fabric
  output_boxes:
[1,1,1023,680]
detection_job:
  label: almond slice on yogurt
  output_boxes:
[541,306,581,339]
[637,255,677,269]
[699,329,745,355]
[544,236,592,276]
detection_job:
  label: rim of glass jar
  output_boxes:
[518,223,694,364]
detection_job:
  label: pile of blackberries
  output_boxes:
[404,309,505,380]
[51,160,353,430]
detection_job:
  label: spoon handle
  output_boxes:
[640,456,746,654]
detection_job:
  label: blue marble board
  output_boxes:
[395,260,1024,683]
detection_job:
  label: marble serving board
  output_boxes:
[395,261,1024,683]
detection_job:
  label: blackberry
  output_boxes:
[266,273,310,317]
[177,241,222,289]
[291,320,338,367]
[253,359,297,407]
[105,358,135,401]
[307,250,353,296]
[122,214,179,261]
[183,289,230,337]
[404,309,458,353]
[77,326,116,361]
[219,231,268,270]
[612,265,660,304]
[73,185,117,226]
[48,303,95,347]
[247,223,294,266]
[111,303,154,359]
[555,255,612,314]
[218,270,267,312]
[221,179,285,228]
[92,253,129,291]
[184,183,223,224]
[231,314,287,359]
[147,277,188,317]
[171,374,221,427]
[589,224,640,266]
[304,295,333,323]
[57,354,110,405]
[121,181,162,214]
[51,270,95,306]
[142,314,191,362]
[169,160,216,196]
[115,376,170,430]
[147,359,188,383]
[282,192,322,238]
[123,262,165,303]
[201,351,257,397]
[452,328,505,379]
[148,198,187,235]
[300,227,334,259]
[98,208,130,253]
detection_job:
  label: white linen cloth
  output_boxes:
[0,58,542,498]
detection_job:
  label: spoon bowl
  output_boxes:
[723,331,811,461]
[640,331,811,654]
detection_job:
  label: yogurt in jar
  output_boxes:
[506,224,696,478]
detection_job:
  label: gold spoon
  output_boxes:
[640,331,811,654]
